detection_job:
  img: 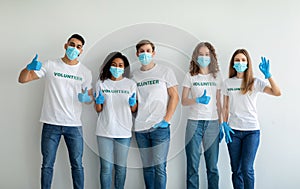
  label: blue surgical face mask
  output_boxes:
[66,46,80,60]
[138,52,153,65]
[233,62,248,73]
[197,56,211,68]
[109,66,124,78]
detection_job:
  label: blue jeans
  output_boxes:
[227,130,260,189]
[97,136,131,189]
[135,127,170,189]
[185,119,220,189]
[41,123,84,189]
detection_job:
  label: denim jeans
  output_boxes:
[97,136,131,189]
[185,119,220,189]
[135,127,170,189]
[41,123,84,189]
[227,129,260,189]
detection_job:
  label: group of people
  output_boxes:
[18,33,281,189]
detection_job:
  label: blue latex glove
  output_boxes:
[78,87,91,103]
[94,91,105,105]
[27,54,42,71]
[219,124,224,143]
[195,89,211,104]
[259,56,272,79]
[222,122,235,143]
[153,120,170,129]
[129,92,136,107]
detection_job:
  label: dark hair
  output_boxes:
[136,39,155,52]
[190,42,219,78]
[99,52,130,81]
[229,49,254,94]
[68,34,85,46]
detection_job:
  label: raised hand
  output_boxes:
[27,54,42,71]
[94,90,105,105]
[78,87,91,103]
[195,89,211,104]
[129,93,136,107]
[259,56,272,79]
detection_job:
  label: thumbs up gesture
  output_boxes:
[26,54,42,71]
[78,87,91,103]
[128,93,136,107]
[195,89,211,105]
[94,91,105,105]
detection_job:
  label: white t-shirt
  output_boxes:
[35,58,92,126]
[222,77,268,131]
[131,64,178,131]
[182,72,223,120]
[95,78,137,138]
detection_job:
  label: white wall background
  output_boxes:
[1,0,300,188]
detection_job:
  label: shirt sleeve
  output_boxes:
[216,71,223,89]
[221,79,228,96]
[34,60,49,78]
[255,78,268,92]
[82,69,93,90]
[182,72,192,88]
[165,68,178,88]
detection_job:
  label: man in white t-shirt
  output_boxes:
[132,40,179,189]
[18,34,93,189]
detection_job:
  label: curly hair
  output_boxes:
[190,42,219,78]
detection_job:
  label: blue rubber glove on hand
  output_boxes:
[153,120,170,129]
[222,122,235,143]
[195,89,211,104]
[259,57,272,79]
[27,54,42,71]
[219,124,224,143]
[129,93,136,107]
[94,91,105,105]
[78,87,91,103]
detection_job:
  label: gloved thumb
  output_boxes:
[202,89,207,97]
[83,87,88,94]
[33,54,38,61]
[131,92,136,99]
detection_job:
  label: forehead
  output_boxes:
[234,53,247,59]
[198,46,209,53]
[138,44,153,50]
[112,58,124,64]
[68,38,83,46]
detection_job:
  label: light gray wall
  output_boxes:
[1,0,300,188]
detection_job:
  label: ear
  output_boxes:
[136,52,139,57]
[79,49,83,56]
[152,51,156,56]
[64,43,68,50]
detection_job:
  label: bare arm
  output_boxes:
[130,102,138,113]
[216,89,222,123]
[181,86,197,106]
[223,95,229,123]
[263,77,281,96]
[18,68,39,83]
[95,103,103,113]
[164,86,179,122]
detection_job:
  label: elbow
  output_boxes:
[275,90,282,96]
[18,77,27,84]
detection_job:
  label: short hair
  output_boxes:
[68,34,85,46]
[136,39,155,52]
